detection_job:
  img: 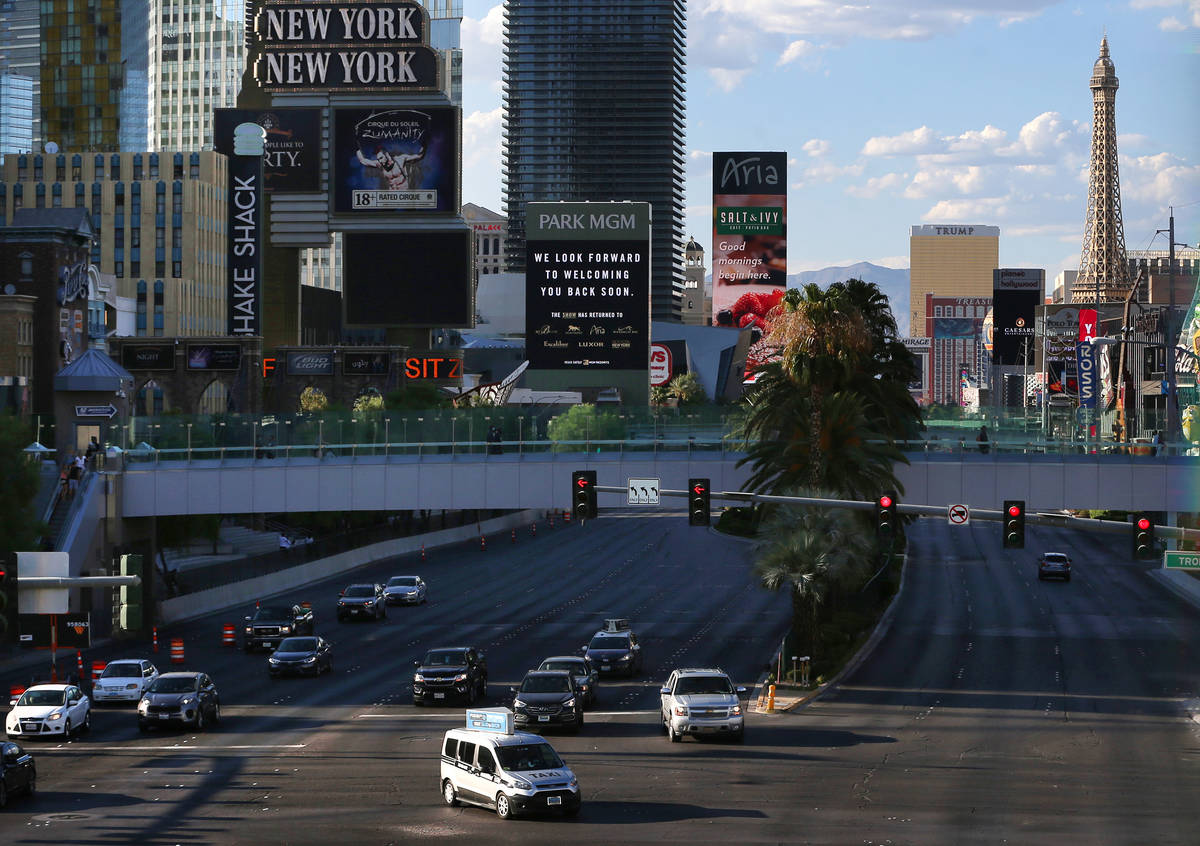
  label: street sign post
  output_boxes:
[1163,550,1200,570]
[74,404,118,418]
[627,478,660,505]
[947,503,970,526]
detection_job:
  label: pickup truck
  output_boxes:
[243,603,315,653]
[413,646,488,706]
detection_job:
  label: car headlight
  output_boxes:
[731,704,742,716]
[280,626,291,633]
[569,775,578,788]
[513,698,527,709]
[269,657,281,664]
[564,698,576,708]
[337,600,345,606]
[413,673,425,682]
[47,711,63,721]
[453,672,468,682]
[512,777,532,790]
[245,627,253,634]
[618,653,632,662]
[303,656,317,663]
[673,705,688,716]
[126,683,139,690]
[138,699,149,712]
[579,683,589,691]
[181,697,194,705]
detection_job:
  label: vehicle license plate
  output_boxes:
[434,692,445,699]
[352,609,361,614]
[538,715,550,722]
[602,664,610,670]
[158,713,169,719]
[547,796,561,805]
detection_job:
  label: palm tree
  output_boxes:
[755,502,873,666]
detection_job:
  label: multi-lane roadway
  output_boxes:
[0,513,1197,844]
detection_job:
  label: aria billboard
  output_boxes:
[525,202,651,371]
[711,152,787,376]
[332,108,459,213]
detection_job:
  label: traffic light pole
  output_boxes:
[589,485,1200,543]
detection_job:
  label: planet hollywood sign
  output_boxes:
[251,1,439,92]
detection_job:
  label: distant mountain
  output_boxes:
[788,262,912,337]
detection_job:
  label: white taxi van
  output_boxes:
[440,708,581,819]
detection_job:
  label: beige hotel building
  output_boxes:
[0,150,227,337]
[909,224,1000,336]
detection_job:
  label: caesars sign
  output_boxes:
[249,1,440,93]
[526,202,651,371]
[711,152,787,377]
[992,268,1044,365]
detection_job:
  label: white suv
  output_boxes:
[660,668,746,743]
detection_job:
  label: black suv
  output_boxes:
[413,647,488,705]
[337,583,387,622]
[243,603,315,652]
[583,618,644,677]
[511,670,584,733]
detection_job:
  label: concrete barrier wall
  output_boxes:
[158,509,542,625]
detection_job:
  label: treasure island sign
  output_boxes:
[251,1,440,92]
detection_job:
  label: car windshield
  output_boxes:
[101,663,142,678]
[277,637,317,652]
[522,675,571,693]
[344,586,375,598]
[17,690,66,707]
[1044,554,1069,563]
[589,635,629,650]
[149,677,197,694]
[540,660,584,674]
[388,577,418,587]
[675,676,734,695]
[423,650,467,666]
[496,742,564,772]
[255,606,292,620]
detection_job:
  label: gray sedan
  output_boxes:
[538,656,599,708]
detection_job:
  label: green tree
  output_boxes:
[0,415,43,557]
[650,385,672,407]
[754,501,873,665]
[668,373,707,406]
[546,404,626,451]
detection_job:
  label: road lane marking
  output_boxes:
[353,710,656,719]
[838,685,1188,703]
[36,744,308,752]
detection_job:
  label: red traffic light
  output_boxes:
[692,483,706,495]
[879,495,892,509]
[1008,504,1022,517]
[1137,517,1150,530]
[576,477,590,488]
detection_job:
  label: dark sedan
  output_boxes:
[337,584,387,622]
[0,742,35,809]
[137,672,221,732]
[511,670,584,733]
[269,637,332,677]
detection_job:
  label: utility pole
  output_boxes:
[1157,210,1180,448]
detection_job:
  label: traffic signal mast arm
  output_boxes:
[588,485,1200,543]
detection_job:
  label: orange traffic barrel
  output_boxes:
[170,638,185,664]
[91,660,106,684]
[9,684,25,703]
[222,624,236,647]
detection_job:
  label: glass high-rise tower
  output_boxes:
[502,0,687,321]
[0,0,40,153]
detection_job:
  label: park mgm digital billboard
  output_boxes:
[525,202,652,405]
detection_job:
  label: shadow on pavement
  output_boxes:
[571,800,768,823]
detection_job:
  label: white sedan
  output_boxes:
[5,684,91,739]
[92,659,159,705]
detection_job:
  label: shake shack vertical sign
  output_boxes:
[227,124,265,336]
[251,2,439,92]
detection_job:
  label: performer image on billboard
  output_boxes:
[351,110,429,192]
[356,146,425,190]
[334,107,457,212]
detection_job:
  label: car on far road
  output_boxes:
[244,603,315,652]
[383,575,427,606]
[0,741,36,808]
[660,667,746,743]
[511,670,584,733]
[269,636,333,677]
[1038,552,1072,582]
[5,684,91,739]
[337,583,387,622]
[92,659,159,705]
[582,618,643,677]
[537,656,599,708]
[137,672,220,732]
[413,647,488,705]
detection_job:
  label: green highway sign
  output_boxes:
[1163,550,1200,570]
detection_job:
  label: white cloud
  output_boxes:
[689,150,714,161]
[1130,0,1178,8]
[709,68,752,92]
[461,4,505,97]
[1159,15,1188,30]
[1120,152,1200,205]
[904,166,987,199]
[802,139,830,157]
[463,108,502,168]
[862,126,940,156]
[797,161,865,186]
[922,196,1011,220]
[777,39,818,66]
[845,172,906,198]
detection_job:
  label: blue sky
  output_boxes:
[459,1,1199,282]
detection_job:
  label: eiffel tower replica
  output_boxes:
[1073,37,1133,303]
